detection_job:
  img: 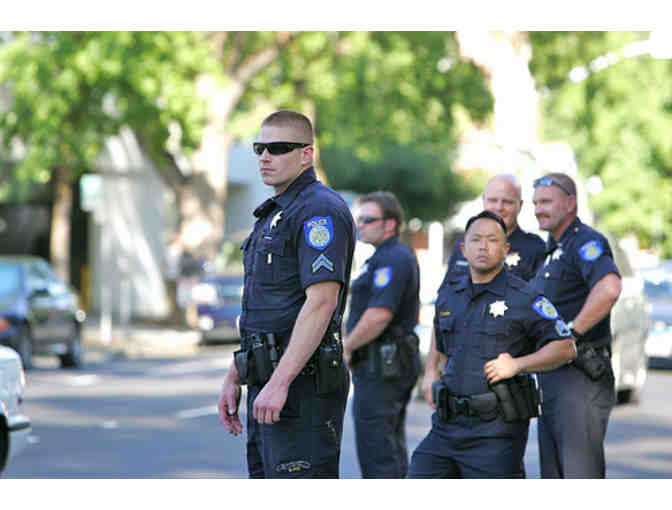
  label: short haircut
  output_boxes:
[465,210,507,236]
[357,191,404,236]
[261,110,314,143]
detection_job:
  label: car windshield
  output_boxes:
[0,263,22,297]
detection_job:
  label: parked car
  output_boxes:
[0,256,86,369]
[193,274,243,344]
[639,261,672,362]
[414,236,650,404]
[0,344,31,473]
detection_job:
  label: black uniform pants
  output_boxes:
[351,364,418,478]
[537,363,615,478]
[245,365,350,478]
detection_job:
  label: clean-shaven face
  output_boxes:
[482,178,522,233]
[257,124,311,195]
[461,218,509,278]
[356,202,388,247]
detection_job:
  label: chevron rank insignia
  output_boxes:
[312,253,334,272]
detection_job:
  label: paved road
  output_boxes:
[5,341,672,478]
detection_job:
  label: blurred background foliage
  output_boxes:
[529,31,672,256]
[1,30,671,265]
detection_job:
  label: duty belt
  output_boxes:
[443,392,498,418]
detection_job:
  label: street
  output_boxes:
[5,341,672,478]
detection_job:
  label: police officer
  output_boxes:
[446,173,546,283]
[217,110,356,478]
[343,192,422,478]
[531,172,622,478]
[407,211,576,478]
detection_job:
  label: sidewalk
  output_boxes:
[82,317,202,360]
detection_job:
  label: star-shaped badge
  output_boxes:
[552,247,563,261]
[505,252,521,268]
[489,300,508,318]
[270,210,283,230]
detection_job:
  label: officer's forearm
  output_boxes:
[344,307,393,352]
[268,281,341,388]
[424,328,446,376]
[515,339,577,373]
[572,273,621,334]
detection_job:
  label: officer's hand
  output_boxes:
[422,369,440,408]
[218,381,243,436]
[253,381,289,425]
[484,353,520,384]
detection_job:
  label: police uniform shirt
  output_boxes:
[346,236,420,335]
[240,167,356,335]
[531,218,620,348]
[444,226,546,285]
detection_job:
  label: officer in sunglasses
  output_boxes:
[217,110,356,478]
[531,172,621,478]
[343,191,422,478]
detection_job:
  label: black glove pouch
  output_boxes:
[379,341,402,379]
[574,344,607,381]
[315,342,345,395]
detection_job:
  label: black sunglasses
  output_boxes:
[357,216,385,225]
[253,141,310,156]
[533,176,573,196]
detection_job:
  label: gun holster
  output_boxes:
[489,374,541,423]
[574,343,608,381]
[315,322,345,395]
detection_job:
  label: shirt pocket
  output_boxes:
[254,235,290,283]
[435,314,456,354]
[476,320,511,359]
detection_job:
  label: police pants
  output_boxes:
[537,363,615,478]
[351,365,418,478]
[407,414,528,478]
[245,365,350,478]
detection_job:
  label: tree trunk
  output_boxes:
[50,166,73,283]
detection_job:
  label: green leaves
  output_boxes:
[530,31,672,257]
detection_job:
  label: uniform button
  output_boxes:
[545,272,550,278]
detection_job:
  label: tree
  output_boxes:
[225,31,493,222]
[529,31,672,256]
[0,31,212,282]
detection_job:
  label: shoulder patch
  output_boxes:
[579,239,603,262]
[373,266,392,288]
[304,216,333,250]
[532,296,559,320]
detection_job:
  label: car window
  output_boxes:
[0,263,22,297]
[643,278,672,302]
[25,262,48,294]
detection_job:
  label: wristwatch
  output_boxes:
[567,321,586,342]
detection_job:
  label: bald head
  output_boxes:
[482,173,523,234]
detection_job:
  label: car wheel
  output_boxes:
[13,324,33,371]
[59,326,83,368]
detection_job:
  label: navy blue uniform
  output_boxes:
[407,269,572,478]
[240,167,355,478]
[446,226,546,283]
[346,236,421,478]
[531,218,620,478]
